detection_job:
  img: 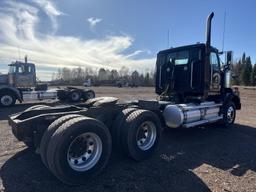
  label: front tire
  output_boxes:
[46,117,112,185]
[0,92,16,107]
[221,101,236,128]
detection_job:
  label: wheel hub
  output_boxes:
[227,106,235,123]
[71,92,80,100]
[67,132,102,172]
[136,121,157,151]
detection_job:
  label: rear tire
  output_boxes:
[46,117,112,185]
[121,110,161,161]
[69,91,81,102]
[40,114,82,168]
[111,108,137,151]
[0,92,16,107]
[84,90,95,100]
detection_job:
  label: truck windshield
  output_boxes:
[168,51,189,65]
[8,65,33,74]
[8,66,16,74]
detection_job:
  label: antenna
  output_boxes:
[222,11,227,52]
[167,29,170,48]
[17,46,21,61]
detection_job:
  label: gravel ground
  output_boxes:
[0,86,256,192]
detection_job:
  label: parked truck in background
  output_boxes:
[0,57,95,107]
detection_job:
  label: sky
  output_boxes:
[0,0,255,80]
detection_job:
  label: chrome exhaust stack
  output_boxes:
[206,12,214,50]
[204,12,214,99]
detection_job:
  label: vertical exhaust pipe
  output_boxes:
[206,12,214,52]
[24,55,28,63]
[204,12,214,99]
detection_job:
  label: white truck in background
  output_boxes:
[0,57,95,107]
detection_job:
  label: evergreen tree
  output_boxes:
[241,56,253,85]
[144,73,150,86]
[252,64,256,86]
[231,60,242,85]
[242,53,246,64]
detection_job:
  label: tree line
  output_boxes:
[51,66,154,87]
[50,53,256,87]
[232,53,256,86]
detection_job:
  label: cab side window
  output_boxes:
[16,66,25,73]
[210,52,220,70]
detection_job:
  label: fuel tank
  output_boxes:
[163,102,221,128]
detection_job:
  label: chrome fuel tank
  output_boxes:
[163,102,221,128]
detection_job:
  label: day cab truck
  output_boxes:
[8,12,240,185]
[0,58,95,107]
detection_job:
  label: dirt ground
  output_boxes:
[0,86,256,192]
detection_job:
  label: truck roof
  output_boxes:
[158,43,219,55]
[8,61,35,66]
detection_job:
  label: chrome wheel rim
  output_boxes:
[1,95,13,106]
[71,92,80,101]
[67,132,102,172]
[136,121,157,151]
[227,106,235,123]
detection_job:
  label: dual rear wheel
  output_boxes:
[39,108,161,185]
[115,109,161,161]
[40,115,111,185]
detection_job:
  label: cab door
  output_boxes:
[209,52,221,92]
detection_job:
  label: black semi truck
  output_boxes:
[8,12,240,185]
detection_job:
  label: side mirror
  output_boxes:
[226,51,233,66]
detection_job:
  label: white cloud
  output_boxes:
[87,17,102,28]
[32,0,63,33]
[0,0,155,80]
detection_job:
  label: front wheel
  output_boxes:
[0,92,16,107]
[221,101,236,128]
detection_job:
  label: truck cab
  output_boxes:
[155,44,225,100]
[8,61,36,88]
[155,12,239,109]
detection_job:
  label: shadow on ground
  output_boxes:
[1,123,256,192]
